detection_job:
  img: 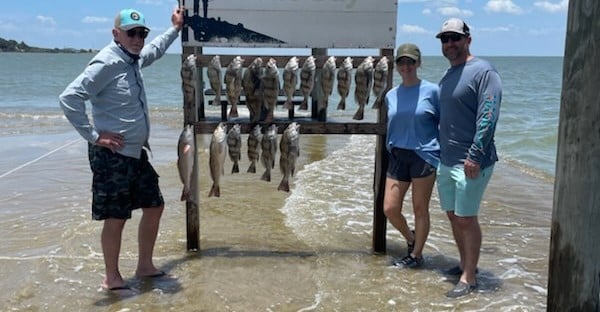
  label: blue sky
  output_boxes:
[0,0,569,56]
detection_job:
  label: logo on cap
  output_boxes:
[130,12,140,21]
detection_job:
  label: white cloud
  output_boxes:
[484,0,523,14]
[36,15,56,26]
[534,0,568,13]
[398,24,430,35]
[82,16,110,24]
[422,8,432,15]
[437,6,474,17]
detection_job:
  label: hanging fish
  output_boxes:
[181,54,197,111]
[353,56,374,120]
[372,56,389,109]
[224,56,243,118]
[242,57,264,122]
[261,58,280,123]
[209,122,227,197]
[207,55,222,106]
[319,56,336,111]
[336,57,353,110]
[278,122,300,192]
[299,56,316,110]
[282,56,299,110]
[247,124,262,173]
[177,124,195,202]
[260,124,278,182]
[226,124,241,174]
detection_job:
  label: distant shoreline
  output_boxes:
[0,37,97,53]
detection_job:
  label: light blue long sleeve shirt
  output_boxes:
[59,26,179,159]
[385,79,440,167]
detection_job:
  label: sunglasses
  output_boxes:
[440,33,464,44]
[396,58,416,66]
[126,28,149,39]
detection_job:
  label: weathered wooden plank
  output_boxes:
[548,1,600,311]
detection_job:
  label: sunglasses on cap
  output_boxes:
[126,28,149,39]
[440,33,464,44]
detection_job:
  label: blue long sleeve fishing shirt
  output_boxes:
[59,26,179,159]
[438,57,502,168]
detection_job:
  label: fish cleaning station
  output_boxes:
[179,0,397,253]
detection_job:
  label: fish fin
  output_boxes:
[337,98,346,110]
[228,106,239,118]
[299,98,308,110]
[353,107,364,120]
[261,170,271,182]
[371,96,382,109]
[277,179,290,192]
[247,163,256,173]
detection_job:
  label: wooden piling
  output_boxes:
[372,48,393,254]
[182,46,201,251]
[547,1,600,310]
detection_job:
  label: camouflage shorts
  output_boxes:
[88,144,164,220]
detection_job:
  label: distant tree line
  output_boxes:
[0,37,95,53]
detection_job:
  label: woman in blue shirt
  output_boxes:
[384,43,440,268]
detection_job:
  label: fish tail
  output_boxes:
[213,93,221,106]
[208,183,220,197]
[264,110,274,123]
[231,162,239,174]
[299,97,308,110]
[337,98,346,110]
[353,107,364,120]
[277,178,290,192]
[261,169,271,182]
[283,99,293,110]
[371,96,381,109]
[228,105,239,118]
[318,97,327,111]
[247,162,256,173]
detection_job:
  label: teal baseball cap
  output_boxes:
[115,9,148,31]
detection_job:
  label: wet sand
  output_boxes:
[0,127,552,311]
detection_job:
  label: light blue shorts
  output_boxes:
[437,164,494,217]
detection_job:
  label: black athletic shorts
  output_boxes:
[386,148,436,182]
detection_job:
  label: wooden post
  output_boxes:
[547,1,600,310]
[372,48,393,253]
[182,46,201,251]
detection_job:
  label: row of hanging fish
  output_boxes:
[201,55,389,121]
[206,122,301,198]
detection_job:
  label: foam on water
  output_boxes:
[281,135,375,246]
